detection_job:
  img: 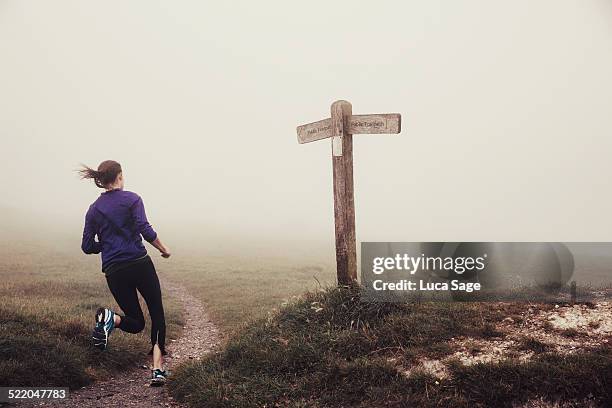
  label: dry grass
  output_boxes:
[169,285,612,408]
[0,241,184,388]
[3,239,610,407]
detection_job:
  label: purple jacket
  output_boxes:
[82,189,157,271]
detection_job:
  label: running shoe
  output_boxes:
[92,307,115,351]
[150,369,167,386]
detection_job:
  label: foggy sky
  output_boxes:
[1,1,612,257]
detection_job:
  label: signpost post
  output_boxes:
[297,100,401,285]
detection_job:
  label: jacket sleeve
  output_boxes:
[81,207,102,254]
[130,196,158,243]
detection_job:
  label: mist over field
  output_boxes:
[1,3,612,406]
[2,0,612,262]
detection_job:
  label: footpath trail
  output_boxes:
[22,279,220,408]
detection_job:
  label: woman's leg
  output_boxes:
[134,259,167,369]
[152,344,163,370]
[106,272,146,334]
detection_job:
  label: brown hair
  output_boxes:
[78,160,122,188]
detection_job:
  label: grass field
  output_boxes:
[2,238,610,407]
[0,241,184,388]
[162,254,336,334]
[0,240,336,389]
[169,285,612,407]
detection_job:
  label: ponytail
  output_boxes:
[78,160,122,189]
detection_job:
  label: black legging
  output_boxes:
[105,257,167,355]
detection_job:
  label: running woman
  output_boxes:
[79,160,171,386]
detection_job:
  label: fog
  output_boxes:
[2,1,612,260]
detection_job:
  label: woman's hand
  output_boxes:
[151,237,171,259]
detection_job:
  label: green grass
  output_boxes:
[164,255,335,334]
[448,352,611,407]
[169,285,611,408]
[0,242,334,389]
[0,242,183,388]
[3,241,609,406]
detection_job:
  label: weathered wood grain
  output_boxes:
[349,113,401,134]
[296,102,401,285]
[331,100,357,285]
[296,118,332,144]
[297,113,401,143]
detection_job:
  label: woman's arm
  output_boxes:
[151,237,171,258]
[131,197,158,243]
[81,207,101,254]
[130,196,171,258]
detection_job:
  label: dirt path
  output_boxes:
[21,279,220,408]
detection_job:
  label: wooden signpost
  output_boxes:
[297,101,401,285]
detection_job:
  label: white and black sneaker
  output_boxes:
[150,369,167,386]
[92,307,115,351]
